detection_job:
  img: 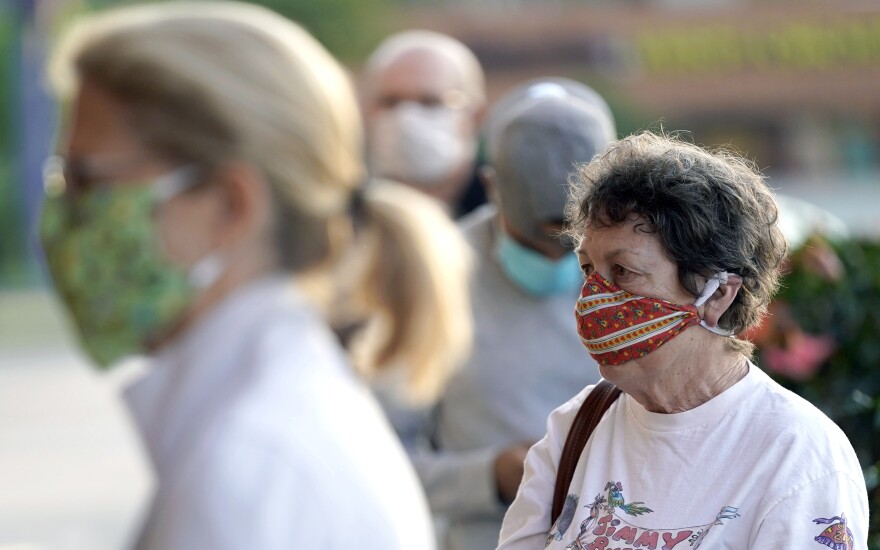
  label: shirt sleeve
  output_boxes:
[376,386,508,519]
[751,471,869,550]
[497,385,593,550]
[410,445,506,518]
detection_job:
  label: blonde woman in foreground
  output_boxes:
[40,2,471,548]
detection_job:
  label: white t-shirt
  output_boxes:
[125,277,434,550]
[498,364,869,550]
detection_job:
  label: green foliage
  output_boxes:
[762,238,880,549]
[85,0,392,61]
[0,7,13,156]
[246,0,392,61]
[0,156,27,286]
[0,7,25,287]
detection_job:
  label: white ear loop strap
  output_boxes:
[189,253,226,290]
[694,271,729,307]
[153,166,227,290]
[153,166,201,202]
[695,271,737,337]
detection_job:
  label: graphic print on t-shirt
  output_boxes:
[546,481,740,550]
[812,514,854,550]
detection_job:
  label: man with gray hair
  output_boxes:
[361,30,487,216]
[404,78,615,549]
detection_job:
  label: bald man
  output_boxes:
[393,78,615,550]
[362,30,487,216]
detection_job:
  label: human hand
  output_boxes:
[494,442,535,505]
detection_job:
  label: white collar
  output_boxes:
[626,361,761,433]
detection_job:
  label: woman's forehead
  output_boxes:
[576,218,663,259]
[65,80,143,158]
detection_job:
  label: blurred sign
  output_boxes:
[406,4,880,116]
[637,18,880,74]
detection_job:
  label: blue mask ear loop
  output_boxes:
[153,166,228,290]
[694,271,738,337]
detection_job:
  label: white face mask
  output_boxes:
[369,102,475,187]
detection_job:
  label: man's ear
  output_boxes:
[478,164,495,191]
[701,274,743,328]
[471,102,487,129]
[478,165,501,205]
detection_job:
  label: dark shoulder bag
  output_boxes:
[550,380,622,527]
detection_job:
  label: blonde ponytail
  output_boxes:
[346,182,472,404]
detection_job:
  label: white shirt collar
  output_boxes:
[625,361,762,433]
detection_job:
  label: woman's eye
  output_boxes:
[612,264,630,277]
[580,264,593,278]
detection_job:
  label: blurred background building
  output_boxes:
[0,0,877,548]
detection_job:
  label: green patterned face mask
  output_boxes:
[39,160,222,367]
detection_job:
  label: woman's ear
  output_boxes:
[215,161,273,250]
[701,274,743,328]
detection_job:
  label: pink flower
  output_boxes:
[762,332,837,382]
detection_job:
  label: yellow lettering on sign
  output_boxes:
[635,17,880,74]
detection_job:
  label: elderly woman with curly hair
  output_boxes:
[497,132,869,550]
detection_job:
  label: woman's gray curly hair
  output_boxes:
[566,131,787,356]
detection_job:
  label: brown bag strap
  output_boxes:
[550,380,621,527]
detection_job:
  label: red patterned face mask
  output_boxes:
[574,271,704,366]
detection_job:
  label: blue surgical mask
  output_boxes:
[494,231,583,297]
